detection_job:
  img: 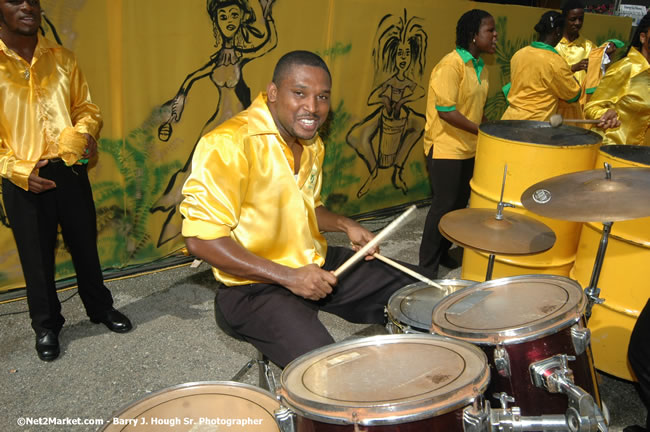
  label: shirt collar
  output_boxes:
[456,46,484,82]
[558,35,586,48]
[0,34,58,62]
[627,47,650,79]
[531,41,560,55]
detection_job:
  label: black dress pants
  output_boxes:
[629,299,650,430]
[419,151,474,275]
[217,246,423,368]
[2,161,113,334]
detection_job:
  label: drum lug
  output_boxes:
[529,354,576,393]
[274,406,296,432]
[494,345,511,378]
[463,395,491,432]
[571,325,591,355]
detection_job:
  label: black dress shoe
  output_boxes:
[35,330,60,361]
[91,308,133,333]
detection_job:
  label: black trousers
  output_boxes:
[629,299,650,429]
[217,246,423,368]
[2,161,113,334]
[419,151,475,275]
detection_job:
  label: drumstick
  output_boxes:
[549,114,601,128]
[372,253,446,290]
[333,205,417,277]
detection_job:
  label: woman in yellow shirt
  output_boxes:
[419,9,497,276]
[502,11,582,121]
[585,13,650,146]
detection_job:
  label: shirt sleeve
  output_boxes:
[0,143,36,191]
[180,133,250,240]
[432,59,462,111]
[584,63,630,121]
[68,58,103,139]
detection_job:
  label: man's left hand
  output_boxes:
[598,109,620,130]
[347,222,377,260]
[83,133,98,159]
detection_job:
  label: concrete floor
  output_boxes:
[0,206,646,431]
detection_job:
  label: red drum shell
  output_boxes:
[431,274,600,417]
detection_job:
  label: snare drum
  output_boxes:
[100,381,280,431]
[386,280,475,334]
[279,333,489,431]
[431,274,601,417]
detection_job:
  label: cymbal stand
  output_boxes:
[486,165,514,281]
[584,163,613,320]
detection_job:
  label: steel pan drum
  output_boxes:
[385,280,475,334]
[463,121,601,281]
[100,381,280,431]
[279,334,489,431]
[571,144,650,380]
[431,274,601,417]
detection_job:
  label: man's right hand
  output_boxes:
[285,264,336,301]
[28,160,56,193]
[571,59,589,73]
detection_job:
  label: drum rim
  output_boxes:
[479,120,603,146]
[386,280,476,332]
[431,274,586,345]
[98,381,279,431]
[279,334,490,426]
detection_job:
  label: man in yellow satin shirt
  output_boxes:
[0,0,131,362]
[180,50,421,368]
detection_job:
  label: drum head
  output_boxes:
[387,280,475,332]
[431,274,586,345]
[480,120,602,147]
[280,334,489,426]
[100,381,280,431]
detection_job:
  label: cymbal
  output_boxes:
[521,167,650,222]
[439,208,556,255]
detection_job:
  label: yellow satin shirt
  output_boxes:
[180,93,328,286]
[424,48,489,159]
[556,36,597,87]
[585,47,650,146]
[502,43,581,121]
[0,35,102,190]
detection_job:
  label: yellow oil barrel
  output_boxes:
[571,145,650,381]
[462,121,601,282]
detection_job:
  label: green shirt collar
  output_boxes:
[531,41,559,55]
[456,47,484,83]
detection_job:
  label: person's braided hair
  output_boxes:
[456,9,492,50]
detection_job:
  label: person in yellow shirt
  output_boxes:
[585,13,650,146]
[0,0,132,362]
[180,51,422,368]
[555,0,623,108]
[419,9,496,276]
[502,11,582,121]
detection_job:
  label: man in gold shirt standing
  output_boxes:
[180,51,421,368]
[0,0,132,362]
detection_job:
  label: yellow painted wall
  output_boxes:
[0,0,631,292]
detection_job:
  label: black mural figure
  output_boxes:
[151,0,277,247]
[346,9,427,198]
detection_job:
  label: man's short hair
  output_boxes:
[272,50,331,85]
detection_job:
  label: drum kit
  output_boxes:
[100,162,650,432]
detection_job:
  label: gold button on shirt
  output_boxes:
[0,35,102,190]
[180,93,328,286]
[585,47,650,146]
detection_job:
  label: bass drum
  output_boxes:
[279,334,489,431]
[100,381,280,431]
[385,280,476,334]
[431,274,601,417]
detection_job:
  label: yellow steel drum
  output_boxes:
[571,145,650,381]
[462,121,601,282]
